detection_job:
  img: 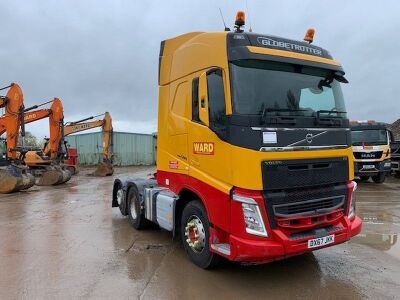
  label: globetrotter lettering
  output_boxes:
[257,37,323,56]
[193,142,214,155]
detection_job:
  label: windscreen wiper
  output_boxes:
[315,110,347,117]
[261,107,308,118]
[315,110,347,126]
[260,106,309,125]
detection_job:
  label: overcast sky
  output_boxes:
[1,1,399,140]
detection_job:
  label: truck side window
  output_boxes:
[207,69,226,127]
[192,77,200,122]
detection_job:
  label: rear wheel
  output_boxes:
[116,186,126,215]
[372,172,386,183]
[127,186,148,229]
[395,171,400,178]
[359,175,370,182]
[180,201,220,269]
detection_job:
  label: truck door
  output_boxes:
[188,68,232,194]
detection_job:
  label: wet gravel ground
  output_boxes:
[0,166,399,299]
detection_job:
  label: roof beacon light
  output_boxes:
[234,11,245,32]
[304,28,315,44]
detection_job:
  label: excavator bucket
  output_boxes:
[0,165,35,193]
[91,160,114,177]
[35,165,72,186]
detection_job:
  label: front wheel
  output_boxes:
[372,173,386,183]
[180,201,220,269]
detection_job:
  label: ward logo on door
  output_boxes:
[193,142,214,155]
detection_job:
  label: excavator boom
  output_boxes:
[63,112,114,176]
[64,120,103,135]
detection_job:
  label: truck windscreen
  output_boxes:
[351,130,388,146]
[230,60,347,118]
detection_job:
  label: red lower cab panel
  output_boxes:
[157,170,362,264]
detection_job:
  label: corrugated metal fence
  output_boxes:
[65,132,156,166]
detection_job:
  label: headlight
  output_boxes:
[232,192,268,237]
[348,181,357,220]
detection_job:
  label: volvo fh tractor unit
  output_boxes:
[351,120,391,183]
[112,12,362,268]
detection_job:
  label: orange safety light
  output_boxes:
[235,11,245,27]
[304,28,315,43]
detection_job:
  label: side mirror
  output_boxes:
[198,72,209,126]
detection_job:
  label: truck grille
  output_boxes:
[273,196,345,217]
[353,151,382,160]
[263,183,348,228]
[261,157,349,190]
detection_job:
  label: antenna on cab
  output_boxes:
[246,0,253,32]
[219,8,230,31]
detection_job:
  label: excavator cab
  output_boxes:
[0,139,8,166]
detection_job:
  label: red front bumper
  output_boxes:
[224,216,362,263]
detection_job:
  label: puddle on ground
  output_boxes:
[350,233,399,260]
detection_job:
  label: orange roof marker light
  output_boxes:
[304,28,315,44]
[234,11,245,32]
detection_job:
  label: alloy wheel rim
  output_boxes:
[184,215,206,253]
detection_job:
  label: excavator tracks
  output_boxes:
[33,165,72,186]
[0,165,35,193]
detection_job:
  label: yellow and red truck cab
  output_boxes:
[112,16,362,268]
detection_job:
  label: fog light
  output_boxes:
[232,192,268,237]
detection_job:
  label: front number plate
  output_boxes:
[363,164,375,170]
[308,234,335,249]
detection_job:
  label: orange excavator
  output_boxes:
[20,98,71,185]
[23,112,113,177]
[0,83,35,193]
[62,112,114,176]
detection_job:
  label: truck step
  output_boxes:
[211,243,231,256]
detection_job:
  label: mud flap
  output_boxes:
[0,165,35,193]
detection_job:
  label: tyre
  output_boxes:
[115,185,126,215]
[359,175,370,182]
[395,171,400,178]
[127,186,149,229]
[372,173,386,183]
[180,201,220,269]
